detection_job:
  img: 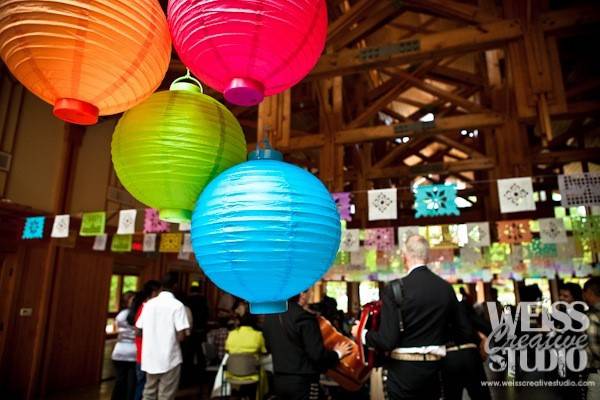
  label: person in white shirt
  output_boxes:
[136,273,190,400]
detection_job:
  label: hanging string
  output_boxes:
[337,173,560,194]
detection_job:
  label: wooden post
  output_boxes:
[257,90,291,149]
[33,123,85,399]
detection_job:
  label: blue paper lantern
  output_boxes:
[191,145,341,314]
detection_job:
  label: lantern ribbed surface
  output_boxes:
[0,0,171,125]
[111,87,247,223]
[168,0,327,106]
[191,159,341,314]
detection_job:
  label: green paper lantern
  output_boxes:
[111,75,246,223]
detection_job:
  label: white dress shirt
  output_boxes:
[136,291,191,374]
[361,264,446,356]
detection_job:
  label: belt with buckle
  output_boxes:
[390,351,442,362]
[446,343,478,352]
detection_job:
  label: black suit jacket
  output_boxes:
[366,266,473,351]
[263,301,339,375]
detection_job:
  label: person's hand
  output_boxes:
[333,341,354,359]
[351,321,360,338]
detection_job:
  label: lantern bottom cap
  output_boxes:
[249,301,288,314]
[158,208,192,223]
[224,77,264,106]
[53,98,99,125]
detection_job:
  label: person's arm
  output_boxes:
[297,313,340,369]
[448,287,475,344]
[174,304,191,342]
[135,306,144,337]
[364,285,401,351]
[259,333,267,355]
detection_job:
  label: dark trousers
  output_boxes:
[273,374,320,400]
[385,360,442,400]
[112,360,136,400]
[442,348,491,400]
[135,362,146,400]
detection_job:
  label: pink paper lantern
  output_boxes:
[168,0,328,106]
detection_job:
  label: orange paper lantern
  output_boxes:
[0,0,171,125]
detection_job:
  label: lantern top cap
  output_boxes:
[170,69,204,94]
[248,137,283,161]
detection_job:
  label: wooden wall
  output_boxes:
[0,227,209,399]
[41,247,113,394]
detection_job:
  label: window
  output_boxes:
[359,281,379,306]
[493,279,516,306]
[325,282,348,313]
[106,274,139,335]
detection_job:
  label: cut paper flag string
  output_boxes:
[497,220,532,244]
[144,209,170,233]
[182,233,193,253]
[143,234,157,252]
[51,214,70,238]
[527,239,558,259]
[557,237,581,259]
[497,177,536,213]
[111,235,132,252]
[365,228,395,251]
[465,222,490,247]
[117,209,137,235]
[538,218,567,244]
[397,226,420,246]
[428,248,454,263]
[332,192,353,221]
[80,212,106,237]
[22,216,45,239]
[558,172,600,207]
[368,188,397,221]
[571,216,600,253]
[178,249,191,260]
[460,246,482,264]
[93,234,108,251]
[179,222,191,232]
[414,184,459,218]
[159,233,182,253]
[340,229,360,252]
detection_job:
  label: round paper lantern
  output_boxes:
[111,77,247,223]
[0,0,171,125]
[191,146,341,314]
[168,0,327,106]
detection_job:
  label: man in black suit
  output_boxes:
[352,235,472,400]
[263,291,353,400]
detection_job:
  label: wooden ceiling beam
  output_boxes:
[348,62,438,129]
[310,18,522,79]
[372,134,435,169]
[384,68,487,112]
[428,65,485,87]
[327,0,379,44]
[401,0,501,24]
[329,2,405,50]
[432,134,486,159]
[337,112,504,145]
[534,149,600,165]
[540,5,600,35]
[367,157,495,179]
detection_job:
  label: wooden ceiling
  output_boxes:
[220,0,600,228]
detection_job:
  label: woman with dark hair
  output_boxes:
[111,290,137,400]
[130,280,161,400]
